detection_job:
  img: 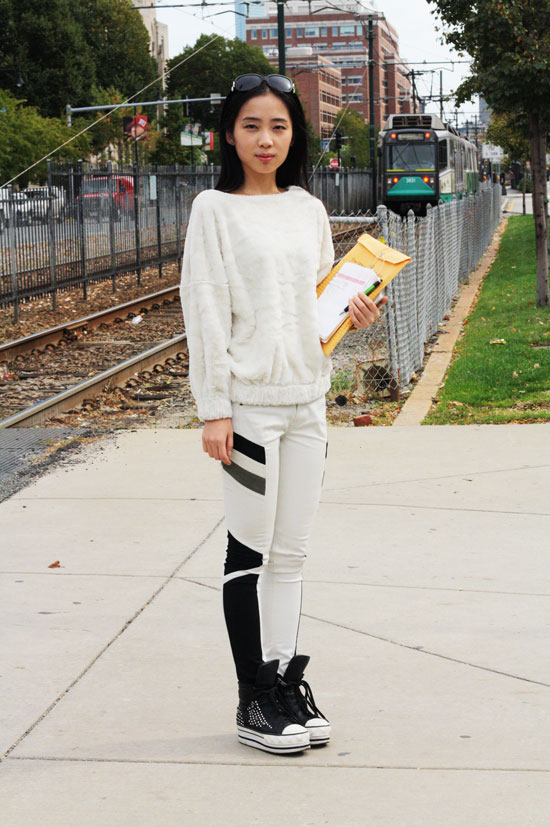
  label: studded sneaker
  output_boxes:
[277,655,331,746]
[237,660,310,754]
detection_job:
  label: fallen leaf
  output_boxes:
[490,338,507,345]
[48,560,61,568]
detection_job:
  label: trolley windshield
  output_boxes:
[386,141,436,171]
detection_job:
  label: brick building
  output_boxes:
[243,0,412,132]
[278,48,342,141]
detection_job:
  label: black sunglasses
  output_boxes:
[231,73,296,94]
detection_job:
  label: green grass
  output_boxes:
[424,215,550,425]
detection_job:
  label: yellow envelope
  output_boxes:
[317,233,411,356]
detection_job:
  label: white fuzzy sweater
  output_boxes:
[180,185,335,421]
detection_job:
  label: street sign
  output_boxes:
[329,158,339,169]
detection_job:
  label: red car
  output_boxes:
[79,175,135,219]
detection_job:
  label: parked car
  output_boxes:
[77,175,135,220]
[25,186,66,222]
[0,188,32,229]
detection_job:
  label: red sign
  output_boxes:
[123,115,148,140]
[329,157,339,169]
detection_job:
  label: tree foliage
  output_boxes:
[0,0,156,118]
[428,0,550,306]
[166,35,274,131]
[485,112,530,164]
[0,89,90,185]
[332,109,371,167]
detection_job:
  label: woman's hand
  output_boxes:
[348,294,388,330]
[202,418,233,465]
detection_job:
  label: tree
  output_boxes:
[0,0,96,118]
[83,0,158,104]
[0,89,90,185]
[428,0,550,306]
[485,112,530,169]
[0,0,156,119]
[166,35,273,132]
[330,110,371,167]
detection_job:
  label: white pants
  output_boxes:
[221,396,327,684]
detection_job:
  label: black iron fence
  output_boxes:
[0,162,373,320]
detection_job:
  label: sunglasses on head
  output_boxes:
[231,73,296,94]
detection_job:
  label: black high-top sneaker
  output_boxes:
[237,660,310,754]
[277,655,331,746]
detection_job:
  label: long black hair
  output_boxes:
[215,79,310,193]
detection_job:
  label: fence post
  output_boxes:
[7,191,19,323]
[46,159,58,311]
[175,163,182,270]
[132,161,142,286]
[107,161,116,293]
[77,160,88,300]
[155,164,163,279]
[378,204,400,396]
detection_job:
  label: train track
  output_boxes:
[0,287,189,428]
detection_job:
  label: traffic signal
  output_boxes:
[335,131,344,150]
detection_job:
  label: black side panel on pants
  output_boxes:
[224,531,263,575]
[223,532,264,684]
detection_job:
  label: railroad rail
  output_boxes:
[0,335,187,428]
[0,287,186,428]
[0,286,180,360]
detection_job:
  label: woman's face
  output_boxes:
[226,91,293,180]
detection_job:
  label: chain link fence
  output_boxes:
[327,183,503,398]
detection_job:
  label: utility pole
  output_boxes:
[277,0,286,74]
[440,70,443,121]
[368,17,376,208]
[408,69,420,114]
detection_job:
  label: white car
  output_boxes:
[25,186,66,222]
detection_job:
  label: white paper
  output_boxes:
[318,262,380,342]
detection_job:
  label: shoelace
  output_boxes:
[280,678,326,720]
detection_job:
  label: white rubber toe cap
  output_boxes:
[282,723,309,736]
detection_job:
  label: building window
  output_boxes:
[305,26,319,36]
[356,24,363,35]
[286,27,292,36]
[342,94,347,102]
[270,28,277,37]
[340,24,355,35]
[348,76,362,85]
[332,26,339,35]
[321,26,327,35]
[261,29,268,38]
[251,30,257,39]
[297,27,304,36]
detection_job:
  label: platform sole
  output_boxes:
[237,726,310,754]
[307,723,331,746]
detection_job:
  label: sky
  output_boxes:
[155,0,479,125]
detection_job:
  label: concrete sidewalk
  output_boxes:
[2,425,549,825]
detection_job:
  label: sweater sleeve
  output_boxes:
[180,194,233,421]
[317,204,335,285]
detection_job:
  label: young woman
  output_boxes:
[180,73,386,755]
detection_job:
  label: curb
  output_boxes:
[392,218,509,427]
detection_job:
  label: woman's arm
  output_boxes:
[180,194,233,422]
